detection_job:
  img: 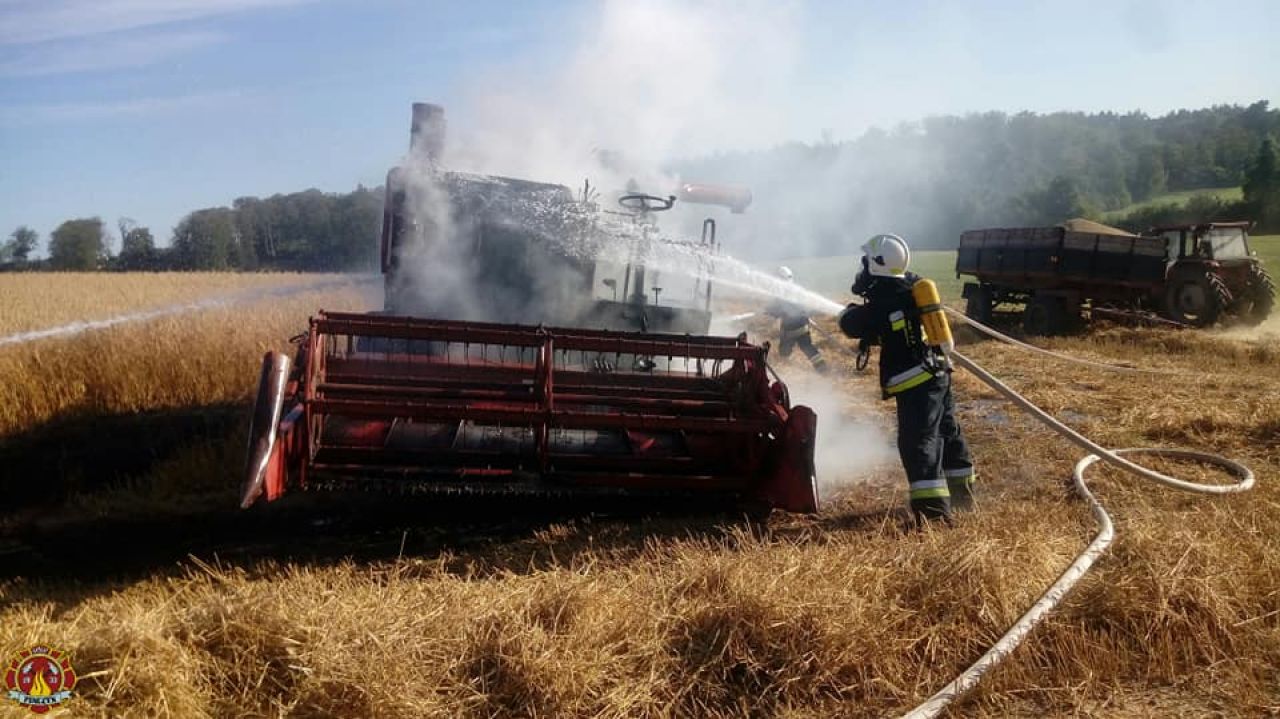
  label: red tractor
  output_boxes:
[1153,222,1274,326]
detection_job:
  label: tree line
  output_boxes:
[676,100,1280,253]
[2,187,383,272]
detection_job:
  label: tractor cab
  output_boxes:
[1151,221,1273,326]
[1154,222,1256,264]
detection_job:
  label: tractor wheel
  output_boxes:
[964,285,994,326]
[1245,265,1276,325]
[1022,295,1066,336]
[1163,272,1231,327]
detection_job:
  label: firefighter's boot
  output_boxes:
[945,469,976,513]
[909,480,951,523]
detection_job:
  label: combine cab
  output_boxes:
[379,104,749,336]
[241,103,818,515]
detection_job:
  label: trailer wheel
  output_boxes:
[1060,298,1085,333]
[964,286,994,325]
[1164,272,1230,327]
[1244,265,1275,325]
[1022,296,1066,336]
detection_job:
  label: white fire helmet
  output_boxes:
[861,234,910,278]
[777,265,794,282]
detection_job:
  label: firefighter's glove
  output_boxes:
[837,302,872,339]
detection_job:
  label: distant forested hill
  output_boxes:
[675,101,1279,256]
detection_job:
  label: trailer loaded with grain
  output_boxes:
[956,219,1274,334]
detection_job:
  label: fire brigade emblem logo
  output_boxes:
[4,645,76,714]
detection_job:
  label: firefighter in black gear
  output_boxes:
[839,234,975,521]
[766,266,829,374]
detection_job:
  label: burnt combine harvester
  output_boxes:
[241,103,817,515]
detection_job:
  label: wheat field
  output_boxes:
[1,273,1277,718]
[0,273,354,336]
[0,281,372,438]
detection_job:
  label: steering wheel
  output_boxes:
[618,193,676,213]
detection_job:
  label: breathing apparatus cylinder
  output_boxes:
[911,278,954,355]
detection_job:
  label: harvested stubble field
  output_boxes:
[1,273,1278,718]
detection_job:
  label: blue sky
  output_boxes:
[1,0,1277,253]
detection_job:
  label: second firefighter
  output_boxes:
[766,266,829,374]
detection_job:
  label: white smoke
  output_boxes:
[378,0,901,489]
[384,0,920,326]
[384,157,474,319]
[782,370,897,495]
[429,0,954,262]
[1213,312,1280,341]
[446,0,800,195]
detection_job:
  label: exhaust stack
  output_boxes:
[410,102,446,163]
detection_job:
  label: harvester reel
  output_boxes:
[1164,272,1231,327]
[618,193,676,213]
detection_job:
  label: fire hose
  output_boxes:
[807,311,1257,718]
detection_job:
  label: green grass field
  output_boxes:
[1100,186,1242,221]
[783,251,963,303]
[1255,234,1280,268]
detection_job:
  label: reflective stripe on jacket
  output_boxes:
[885,363,934,396]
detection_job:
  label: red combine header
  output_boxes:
[242,312,817,513]
[240,102,818,516]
